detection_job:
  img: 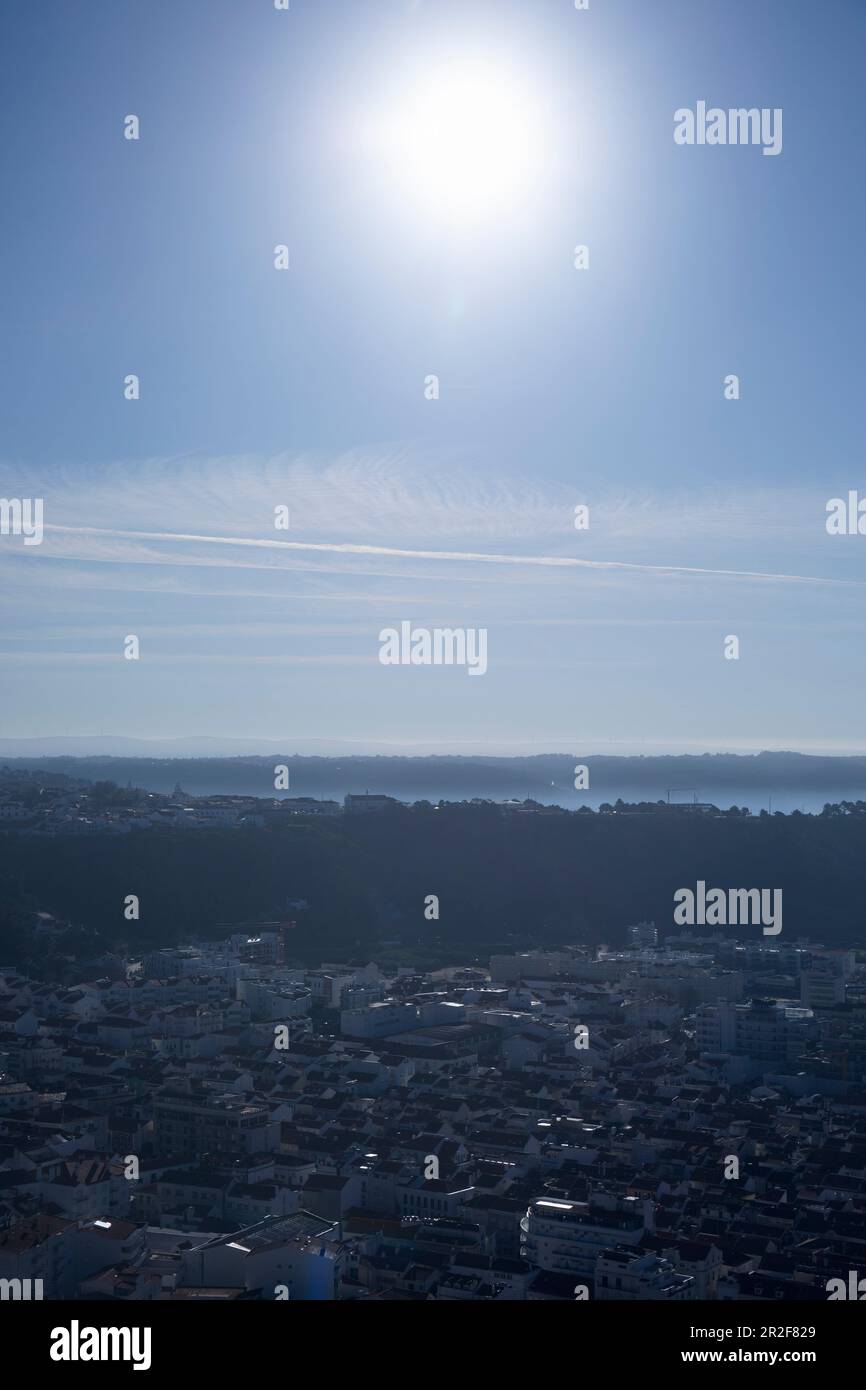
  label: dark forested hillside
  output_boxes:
[1,804,865,968]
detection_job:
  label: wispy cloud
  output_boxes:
[42,522,852,588]
[1,449,849,551]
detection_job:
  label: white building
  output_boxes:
[596,1247,695,1300]
[520,1196,649,1278]
[181,1212,349,1300]
[695,999,813,1064]
[800,952,854,1009]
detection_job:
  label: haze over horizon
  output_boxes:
[7,737,866,762]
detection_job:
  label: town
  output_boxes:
[0,913,863,1301]
[0,768,398,836]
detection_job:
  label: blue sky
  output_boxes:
[1,0,865,754]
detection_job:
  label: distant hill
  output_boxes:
[4,750,866,799]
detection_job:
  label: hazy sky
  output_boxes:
[1,0,865,755]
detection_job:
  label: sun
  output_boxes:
[363,55,548,231]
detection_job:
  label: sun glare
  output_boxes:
[365,56,548,230]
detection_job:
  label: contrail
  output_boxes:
[42,524,850,586]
